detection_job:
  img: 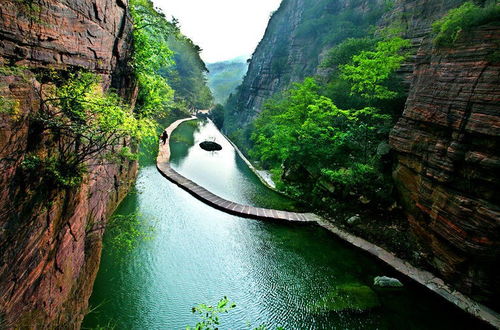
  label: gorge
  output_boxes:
[0,0,499,329]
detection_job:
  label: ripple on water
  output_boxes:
[83,120,489,330]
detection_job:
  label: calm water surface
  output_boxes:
[83,120,486,329]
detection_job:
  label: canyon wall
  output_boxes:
[224,0,499,309]
[226,0,468,136]
[224,0,388,138]
[389,23,500,307]
[0,0,137,327]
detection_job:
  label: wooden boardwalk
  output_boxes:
[156,117,318,223]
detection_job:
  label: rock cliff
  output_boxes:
[224,0,388,137]
[224,0,499,310]
[389,23,500,307]
[0,0,137,327]
[226,0,468,135]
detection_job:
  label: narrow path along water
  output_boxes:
[157,118,318,222]
[83,118,495,329]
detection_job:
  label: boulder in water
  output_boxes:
[199,141,222,151]
[373,276,403,288]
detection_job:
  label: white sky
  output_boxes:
[152,0,283,63]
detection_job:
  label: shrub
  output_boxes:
[32,71,156,186]
[433,1,500,47]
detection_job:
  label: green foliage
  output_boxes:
[0,64,29,77]
[223,0,394,140]
[0,65,29,120]
[0,95,21,119]
[160,34,213,109]
[432,1,500,47]
[33,71,155,186]
[295,0,392,47]
[250,77,393,207]
[131,0,213,113]
[186,298,283,330]
[130,0,176,118]
[13,0,42,21]
[186,297,236,330]
[21,154,85,188]
[209,104,225,129]
[340,37,410,100]
[322,37,377,69]
[249,32,409,210]
[106,213,156,253]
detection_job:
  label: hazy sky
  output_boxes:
[152,0,282,63]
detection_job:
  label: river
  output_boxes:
[83,119,485,329]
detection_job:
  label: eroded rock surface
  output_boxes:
[390,24,500,307]
[0,0,137,327]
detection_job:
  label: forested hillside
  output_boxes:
[160,31,213,111]
[207,57,248,104]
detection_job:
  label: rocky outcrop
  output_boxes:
[380,0,467,86]
[0,0,137,327]
[390,24,500,308]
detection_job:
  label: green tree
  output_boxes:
[160,34,213,110]
[28,71,155,187]
[249,35,409,210]
[130,0,176,118]
[251,77,392,204]
[209,104,225,129]
[340,37,410,100]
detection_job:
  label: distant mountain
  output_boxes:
[207,57,249,105]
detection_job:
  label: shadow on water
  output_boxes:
[82,119,490,330]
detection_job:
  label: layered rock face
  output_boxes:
[224,0,499,309]
[225,0,387,134]
[0,0,137,327]
[390,25,500,307]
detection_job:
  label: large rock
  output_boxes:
[199,141,222,151]
[389,24,500,307]
[374,276,403,288]
[0,0,137,327]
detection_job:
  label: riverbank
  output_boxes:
[157,118,500,329]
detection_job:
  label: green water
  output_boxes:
[169,120,298,211]
[83,119,487,329]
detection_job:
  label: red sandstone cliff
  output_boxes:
[0,0,137,327]
[390,24,500,308]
